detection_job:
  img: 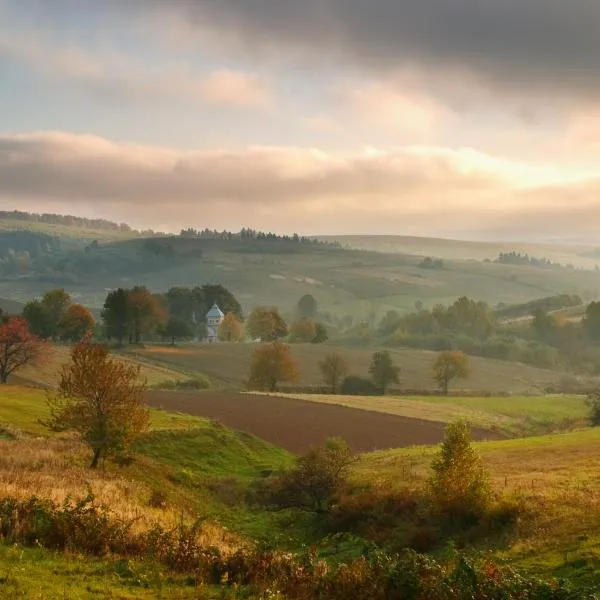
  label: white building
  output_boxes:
[206,304,225,343]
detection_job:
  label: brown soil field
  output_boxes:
[146,391,502,453]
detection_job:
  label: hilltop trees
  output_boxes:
[319,352,349,394]
[0,318,46,384]
[369,351,400,394]
[433,351,470,395]
[45,340,149,468]
[247,341,299,392]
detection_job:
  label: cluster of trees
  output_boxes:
[260,420,492,535]
[247,343,470,396]
[23,289,95,342]
[492,252,564,269]
[102,284,242,345]
[0,210,135,233]
[179,227,338,247]
[418,257,444,270]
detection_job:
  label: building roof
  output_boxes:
[206,303,224,318]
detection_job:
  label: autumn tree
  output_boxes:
[45,340,149,468]
[433,351,470,396]
[59,304,95,342]
[246,307,288,341]
[319,352,349,394]
[126,287,166,343]
[368,350,400,394]
[101,289,129,345]
[428,421,491,523]
[247,341,299,392]
[289,318,317,343]
[262,438,353,514]
[0,318,46,384]
[296,294,317,319]
[218,313,243,342]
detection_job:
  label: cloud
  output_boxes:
[331,81,453,135]
[1,130,599,238]
[0,33,270,109]
[27,0,595,102]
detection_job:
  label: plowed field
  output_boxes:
[146,391,502,453]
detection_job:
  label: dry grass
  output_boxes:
[16,345,190,388]
[135,342,566,394]
[355,428,600,576]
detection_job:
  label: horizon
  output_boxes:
[1,2,600,240]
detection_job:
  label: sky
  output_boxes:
[0,0,599,240]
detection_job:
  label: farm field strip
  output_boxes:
[261,392,588,436]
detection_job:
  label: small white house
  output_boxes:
[206,303,225,343]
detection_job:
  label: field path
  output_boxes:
[146,391,502,453]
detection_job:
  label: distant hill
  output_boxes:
[0,297,24,315]
[320,235,600,270]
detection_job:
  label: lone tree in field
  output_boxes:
[264,437,353,514]
[319,352,349,394]
[45,340,149,468]
[296,294,318,319]
[368,350,400,394]
[247,341,299,392]
[433,351,470,396]
[0,318,46,384]
[428,421,491,523]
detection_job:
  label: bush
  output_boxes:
[341,375,380,396]
[428,421,492,526]
[586,391,600,426]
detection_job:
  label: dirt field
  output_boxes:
[146,391,502,453]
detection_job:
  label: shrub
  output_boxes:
[341,375,380,396]
[260,438,354,514]
[586,391,600,426]
[428,421,492,525]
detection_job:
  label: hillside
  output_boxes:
[2,232,600,323]
[323,234,600,270]
[132,342,574,394]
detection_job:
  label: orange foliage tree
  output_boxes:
[218,313,243,342]
[45,340,149,468]
[0,317,46,384]
[247,341,299,392]
[59,303,95,342]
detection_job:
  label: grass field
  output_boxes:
[14,345,193,389]
[135,342,568,394]
[353,427,600,584]
[267,393,589,436]
[2,384,600,588]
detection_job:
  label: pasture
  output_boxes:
[134,342,567,394]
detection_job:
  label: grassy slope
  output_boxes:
[262,393,589,436]
[14,345,192,389]
[136,342,566,394]
[2,231,600,317]
[2,385,600,586]
[354,428,600,585]
[0,385,293,596]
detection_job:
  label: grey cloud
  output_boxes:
[24,0,600,98]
